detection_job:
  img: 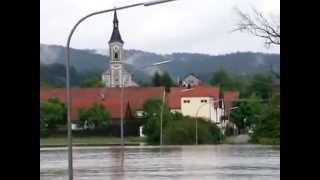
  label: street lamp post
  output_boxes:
[195,103,207,145]
[194,98,223,145]
[65,1,178,180]
[160,88,165,146]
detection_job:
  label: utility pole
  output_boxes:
[120,67,124,146]
[160,89,166,146]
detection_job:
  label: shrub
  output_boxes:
[141,98,223,145]
[78,102,111,129]
[164,118,195,145]
[163,117,222,145]
[40,97,66,130]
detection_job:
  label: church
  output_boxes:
[102,10,138,87]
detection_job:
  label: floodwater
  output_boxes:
[40,145,280,180]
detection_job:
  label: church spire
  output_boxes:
[109,10,124,44]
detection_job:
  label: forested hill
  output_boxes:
[40,44,279,86]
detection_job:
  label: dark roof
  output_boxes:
[109,10,124,44]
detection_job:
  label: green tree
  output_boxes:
[210,69,232,89]
[209,69,247,93]
[78,102,111,129]
[161,72,174,88]
[141,98,171,144]
[247,73,273,100]
[164,115,222,145]
[152,72,161,87]
[251,92,280,144]
[40,98,66,130]
[151,71,174,89]
[230,95,263,134]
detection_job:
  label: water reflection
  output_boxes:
[40,145,280,180]
[108,147,125,180]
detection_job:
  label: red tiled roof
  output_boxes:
[40,87,164,121]
[167,86,220,109]
[40,86,223,121]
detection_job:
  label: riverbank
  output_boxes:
[40,136,146,147]
[41,135,279,147]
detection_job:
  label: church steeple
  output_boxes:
[109,10,124,44]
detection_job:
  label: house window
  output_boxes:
[201,99,207,103]
[183,100,190,103]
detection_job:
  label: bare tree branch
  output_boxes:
[233,7,280,48]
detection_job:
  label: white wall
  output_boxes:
[181,97,222,123]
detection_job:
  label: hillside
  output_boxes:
[40,44,280,86]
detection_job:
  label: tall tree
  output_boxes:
[151,71,174,89]
[209,69,245,92]
[142,98,171,144]
[248,74,273,100]
[152,72,161,87]
[230,95,263,134]
[251,92,280,143]
[161,72,174,88]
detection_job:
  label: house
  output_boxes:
[167,86,224,125]
[181,73,203,87]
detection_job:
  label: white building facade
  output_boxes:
[180,96,224,126]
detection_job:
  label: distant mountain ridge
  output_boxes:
[40,44,280,83]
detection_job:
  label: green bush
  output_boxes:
[163,117,222,145]
[164,118,195,145]
[78,102,111,129]
[141,98,223,145]
[40,97,66,130]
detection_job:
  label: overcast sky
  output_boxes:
[40,0,280,55]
